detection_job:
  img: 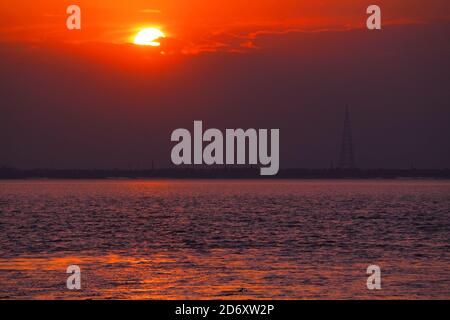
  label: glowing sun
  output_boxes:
[133,28,165,46]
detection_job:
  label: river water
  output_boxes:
[0,179,449,299]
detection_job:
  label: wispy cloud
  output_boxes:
[139,9,161,14]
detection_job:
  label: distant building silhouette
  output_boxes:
[338,106,356,169]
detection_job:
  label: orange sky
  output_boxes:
[1,0,449,54]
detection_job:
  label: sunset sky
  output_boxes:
[1,1,449,52]
[0,1,449,169]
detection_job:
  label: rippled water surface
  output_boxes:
[0,179,449,299]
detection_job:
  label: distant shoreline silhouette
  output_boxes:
[1,167,449,179]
